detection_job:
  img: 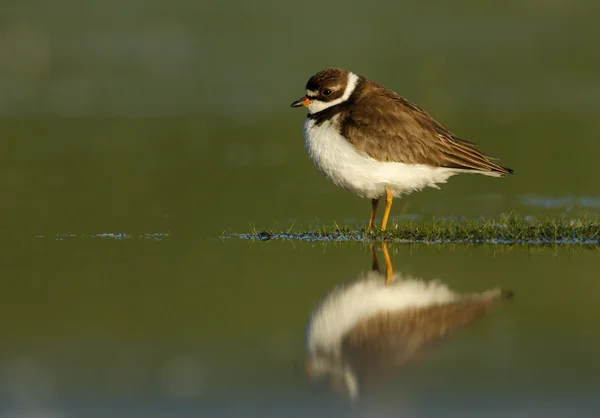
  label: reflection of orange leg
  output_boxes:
[370,243,380,272]
[367,199,379,233]
[382,242,394,284]
[381,187,393,231]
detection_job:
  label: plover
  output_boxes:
[305,244,512,400]
[291,68,513,232]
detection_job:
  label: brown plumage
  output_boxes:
[343,289,510,385]
[305,271,513,400]
[307,68,512,175]
[293,68,513,232]
[304,244,514,400]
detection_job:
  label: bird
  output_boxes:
[291,68,513,232]
[304,243,513,401]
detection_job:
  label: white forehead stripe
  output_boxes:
[307,72,359,114]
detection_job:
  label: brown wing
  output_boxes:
[341,83,513,175]
[341,292,506,383]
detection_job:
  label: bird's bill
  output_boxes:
[290,96,311,107]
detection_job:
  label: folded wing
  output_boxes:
[341,87,513,175]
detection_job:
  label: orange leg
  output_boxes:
[366,198,379,233]
[380,187,394,231]
[370,243,380,272]
[382,242,394,284]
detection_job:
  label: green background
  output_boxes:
[1,0,599,416]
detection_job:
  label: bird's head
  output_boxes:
[305,351,359,401]
[291,68,359,114]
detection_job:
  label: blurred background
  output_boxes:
[1,0,600,417]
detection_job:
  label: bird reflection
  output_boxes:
[305,243,512,401]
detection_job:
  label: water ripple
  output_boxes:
[33,233,170,241]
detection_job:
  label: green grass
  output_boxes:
[226,218,600,246]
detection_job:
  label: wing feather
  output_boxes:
[341,83,513,175]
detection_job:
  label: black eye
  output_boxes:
[322,89,332,96]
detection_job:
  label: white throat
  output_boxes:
[307,72,359,114]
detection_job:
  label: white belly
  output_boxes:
[303,117,460,199]
[306,271,460,353]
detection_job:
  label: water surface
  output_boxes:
[2,0,600,416]
[2,239,600,417]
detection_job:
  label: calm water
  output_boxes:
[3,240,600,417]
[2,1,600,417]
